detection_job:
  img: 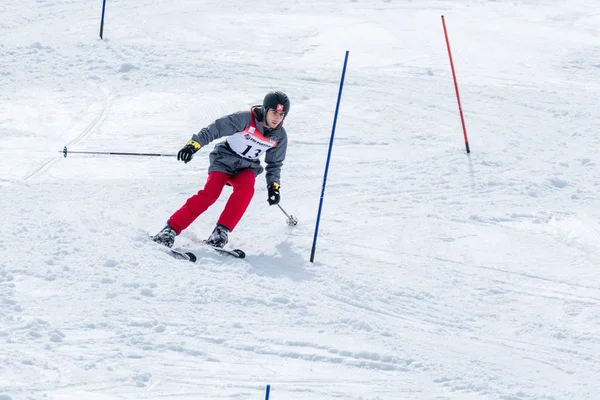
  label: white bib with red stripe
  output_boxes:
[226,115,278,160]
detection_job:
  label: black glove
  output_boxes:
[267,182,280,205]
[177,140,201,163]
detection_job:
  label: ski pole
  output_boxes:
[60,146,177,158]
[277,204,298,226]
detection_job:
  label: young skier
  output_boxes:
[151,91,290,249]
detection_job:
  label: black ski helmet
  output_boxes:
[263,91,290,117]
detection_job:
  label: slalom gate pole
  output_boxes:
[310,50,349,263]
[60,146,176,158]
[100,0,107,40]
[441,15,470,154]
[265,384,270,400]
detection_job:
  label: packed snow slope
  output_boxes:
[1,0,599,399]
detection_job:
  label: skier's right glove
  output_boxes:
[267,182,280,206]
[177,140,201,163]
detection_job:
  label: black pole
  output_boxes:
[61,146,176,158]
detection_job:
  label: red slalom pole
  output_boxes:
[441,15,470,154]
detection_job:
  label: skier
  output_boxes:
[151,91,290,249]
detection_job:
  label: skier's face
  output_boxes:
[265,109,285,129]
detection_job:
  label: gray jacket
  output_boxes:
[191,106,288,187]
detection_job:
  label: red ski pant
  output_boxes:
[168,170,255,234]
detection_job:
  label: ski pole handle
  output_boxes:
[61,146,177,158]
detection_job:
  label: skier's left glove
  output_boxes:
[177,140,201,163]
[267,182,280,206]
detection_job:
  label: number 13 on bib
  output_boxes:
[226,118,278,159]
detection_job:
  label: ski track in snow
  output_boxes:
[22,87,111,181]
[1,0,600,399]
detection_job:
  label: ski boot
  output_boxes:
[151,223,177,248]
[206,224,230,248]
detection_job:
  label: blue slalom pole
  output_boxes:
[310,50,349,263]
[99,0,107,39]
[265,384,271,400]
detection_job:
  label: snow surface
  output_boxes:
[1,0,600,399]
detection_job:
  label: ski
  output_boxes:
[170,249,197,262]
[150,236,244,261]
[201,241,246,259]
[150,235,197,262]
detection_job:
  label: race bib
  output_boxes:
[226,116,278,160]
